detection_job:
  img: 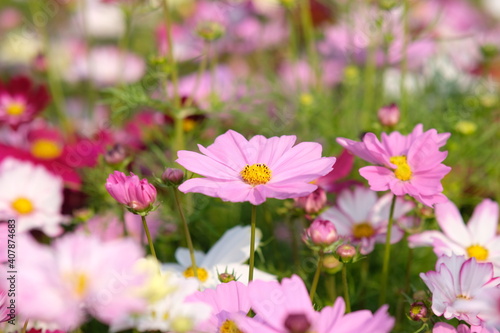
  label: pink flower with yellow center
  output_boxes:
[176,130,336,205]
[409,199,500,275]
[337,124,451,207]
[0,76,49,128]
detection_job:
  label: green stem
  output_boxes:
[325,273,337,304]
[379,194,398,305]
[21,320,29,333]
[141,215,157,260]
[248,205,257,282]
[309,251,324,301]
[362,44,377,129]
[400,0,410,120]
[162,0,179,106]
[342,264,351,313]
[120,207,129,237]
[173,189,198,280]
[299,0,321,90]
[413,323,429,333]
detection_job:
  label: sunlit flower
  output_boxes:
[409,199,500,274]
[17,232,147,330]
[177,130,336,205]
[0,76,49,128]
[105,171,157,215]
[235,275,395,333]
[420,255,500,326]
[0,158,66,236]
[162,225,276,289]
[320,186,414,254]
[337,124,451,206]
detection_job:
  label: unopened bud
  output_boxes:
[284,313,311,333]
[336,244,356,263]
[302,219,338,248]
[409,302,428,321]
[162,168,184,186]
[104,144,127,165]
[218,272,237,283]
[323,254,343,274]
[294,188,326,214]
[377,103,400,127]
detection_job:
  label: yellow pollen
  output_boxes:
[240,163,272,186]
[219,320,242,333]
[5,102,26,116]
[456,294,472,300]
[390,155,412,181]
[11,197,34,215]
[64,272,89,298]
[410,305,423,315]
[352,222,375,239]
[31,139,63,160]
[467,245,489,261]
[183,266,209,282]
[183,118,197,132]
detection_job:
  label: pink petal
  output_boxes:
[359,166,392,192]
[176,150,238,180]
[467,199,499,244]
[435,201,471,247]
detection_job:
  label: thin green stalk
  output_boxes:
[21,320,29,333]
[362,43,377,129]
[173,189,198,280]
[209,42,218,99]
[141,215,157,260]
[161,0,179,106]
[325,274,337,304]
[397,239,414,326]
[309,251,324,301]
[413,323,429,333]
[379,194,398,305]
[184,42,209,108]
[248,205,257,282]
[342,264,351,313]
[120,207,129,237]
[400,0,410,120]
[299,0,321,90]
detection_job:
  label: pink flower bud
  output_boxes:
[162,167,184,185]
[303,219,338,247]
[294,187,327,214]
[105,171,157,215]
[336,244,356,262]
[104,144,127,165]
[377,103,400,127]
[284,314,311,333]
[409,302,428,321]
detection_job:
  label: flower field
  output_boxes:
[0,0,499,332]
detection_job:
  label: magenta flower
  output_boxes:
[176,130,336,205]
[302,218,339,248]
[105,171,157,215]
[337,124,451,206]
[187,281,250,333]
[409,199,500,274]
[234,275,394,333]
[420,255,500,326]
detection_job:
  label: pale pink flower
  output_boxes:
[177,130,336,205]
[433,322,499,333]
[105,171,157,215]
[235,275,394,333]
[377,104,400,127]
[17,232,147,330]
[457,287,500,330]
[1,289,11,323]
[337,124,451,206]
[187,281,251,333]
[420,255,500,326]
[409,199,500,274]
[320,186,414,254]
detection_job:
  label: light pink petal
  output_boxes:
[435,201,471,247]
[362,133,392,165]
[336,137,379,164]
[260,182,318,201]
[175,248,206,267]
[459,259,494,296]
[315,298,345,332]
[432,322,456,333]
[321,207,353,237]
[271,157,335,183]
[408,231,466,256]
[176,150,238,180]
[179,178,262,203]
[253,135,297,166]
[234,315,276,333]
[467,199,499,244]
[203,129,254,166]
[359,166,392,192]
[336,186,377,223]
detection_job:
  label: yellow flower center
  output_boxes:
[410,305,423,315]
[219,320,242,333]
[467,245,489,261]
[5,102,26,116]
[390,155,412,181]
[183,118,197,132]
[240,163,272,186]
[64,272,89,299]
[183,266,209,282]
[352,222,375,239]
[11,197,34,215]
[456,294,472,300]
[31,139,63,160]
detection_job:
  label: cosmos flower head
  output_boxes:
[176,130,336,205]
[337,124,451,207]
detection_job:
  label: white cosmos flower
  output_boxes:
[162,225,276,289]
[0,158,66,236]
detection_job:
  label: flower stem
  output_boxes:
[309,251,324,301]
[21,320,29,333]
[141,215,157,261]
[379,194,397,305]
[325,274,337,304]
[342,264,351,313]
[173,189,198,280]
[299,0,321,90]
[248,205,257,282]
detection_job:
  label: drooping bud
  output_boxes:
[408,302,428,322]
[336,244,356,263]
[377,103,400,127]
[162,167,184,186]
[284,313,311,333]
[294,188,327,215]
[302,219,338,249]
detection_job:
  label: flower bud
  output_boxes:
[302,219,338,248]
[218,272,237,283]
[294,188,327,214]
[284,313,311,333]
[408,302,428,321]
[105,171,157,215]
[323,254,343,274]
[104,144,127,165]
[336,244,356,263]
[162,167,184,186]
[377,103,400,127]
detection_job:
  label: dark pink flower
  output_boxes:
[105,171,157,214]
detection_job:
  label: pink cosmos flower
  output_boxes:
[0,289,11,323]
[187,281,251,333]
[320,186,414,254]
[176,130,336,205]
[105,171,157,214]
[0,76,50,129]
[337,124,451,206]
[409,199,500,274]
[433,322,499,333]
[17,232,147,330]
[234,275,394,333]
[420,255,500,326]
